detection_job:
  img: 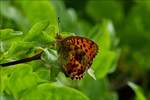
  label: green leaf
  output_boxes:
[0,1,29,31]
[128,82,146,100]
[23,21,55,46]
[41,48,60,81]
[80,78,118,100]
[0,29,23,41]
[87,68,96,80]
[2,41,36,61]
[41,48,58,65]
[21,83,89,100]
[0,66,18,95]
[24,21,49,42]
[92,20,119,78]
[0,69,7,93]
[36,69,50,81]
[0,94,14,100]
[7,64,39,99]
[0,29,23,59]
[93,51,116,78]
[18,0,57,26]
[52,0,80,33]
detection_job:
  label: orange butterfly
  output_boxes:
[56,35,98,80]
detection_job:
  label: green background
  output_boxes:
[0,0,149,100]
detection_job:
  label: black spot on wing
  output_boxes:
[74,50,85,63]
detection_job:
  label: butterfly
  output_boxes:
[56,35,98,80]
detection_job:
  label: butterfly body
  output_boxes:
[56,36,98,80]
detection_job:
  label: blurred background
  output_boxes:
[0,0,150,100]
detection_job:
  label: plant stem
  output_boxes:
[0,51,43,67]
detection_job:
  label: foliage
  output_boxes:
[128,82,146,100]
[0,0,149,100]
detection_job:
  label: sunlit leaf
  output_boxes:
[7,64,39,98]
[21,83,89,100]
[0,29,23,41]
[18,0,57,26]
[87,68,96,80]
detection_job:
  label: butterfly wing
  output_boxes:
[58,36,98,80]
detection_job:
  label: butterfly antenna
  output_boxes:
[57,17,61,37]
